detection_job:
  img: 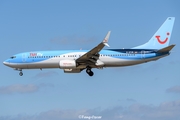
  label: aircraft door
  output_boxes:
[141,51,145,59]
[22,53,27,62]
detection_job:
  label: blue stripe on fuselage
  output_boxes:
[8,49,166,63]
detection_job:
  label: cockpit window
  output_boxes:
[10,56,16,59]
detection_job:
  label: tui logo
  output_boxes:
[156,32,170,44]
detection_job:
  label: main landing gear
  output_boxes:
[86,68,94,76]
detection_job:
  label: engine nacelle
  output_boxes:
[59,60,76,69]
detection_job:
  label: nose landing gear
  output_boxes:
[14,68,23,76]
[86,68,94,76]
[19,71,23,76]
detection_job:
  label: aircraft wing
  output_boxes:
[76,31,111,64]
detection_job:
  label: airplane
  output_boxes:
[3,17,175,77]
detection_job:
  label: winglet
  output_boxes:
[103,31,111,47]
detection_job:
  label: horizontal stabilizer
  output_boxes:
[157,44,175,53]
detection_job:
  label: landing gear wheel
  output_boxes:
[19,72,23,76]
[86,68,94,76]
[86,69,91,73]
[89,71,94,76]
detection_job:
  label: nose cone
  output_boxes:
[3,61,7,65]
[3,60,9,66]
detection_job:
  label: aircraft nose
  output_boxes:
[3,61,8,65]
[3,60,10,66]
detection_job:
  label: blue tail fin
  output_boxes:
[133,17,175,49]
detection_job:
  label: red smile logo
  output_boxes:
[156,32,170,44]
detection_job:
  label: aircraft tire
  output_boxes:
[19,72,23,76]
[88,71,94,76]
[86,69,91,73]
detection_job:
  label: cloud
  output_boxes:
[1,100,180,120]
[166,85,180,93]
[38,83,54,88]
[33,71,58,79]
[0,84,39,94]
[37,109,87,120]
[0,83,53,94]
[49,35,96,46]
[118,98,137,103]
[126,98,137,102]
[168,60,180,65]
